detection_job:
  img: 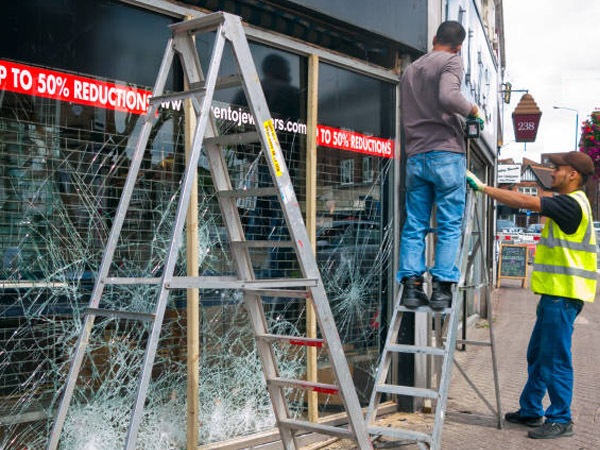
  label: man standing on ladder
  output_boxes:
[467,151,597,440]
[398,20,482,309]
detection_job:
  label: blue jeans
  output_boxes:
[397,151,466,282]
[518,295,584,422]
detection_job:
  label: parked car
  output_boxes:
[496,219,523,234]
[526,223,543,234]
[496,219,515,232]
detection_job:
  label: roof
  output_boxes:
[522,157,541,168]
[529,166,553,189]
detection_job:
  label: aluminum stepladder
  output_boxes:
[366,188,502,449]
[47,12,372,450]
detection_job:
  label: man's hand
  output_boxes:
[466,170,487,192]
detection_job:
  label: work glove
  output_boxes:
[466,170,487,192]
[468,112,485,131]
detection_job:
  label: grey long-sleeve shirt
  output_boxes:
[401,51,473,157]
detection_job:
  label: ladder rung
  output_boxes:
[256,334,325,348]
[243,288,310,299]
[231,240,295,248]
[218,187,279,198]
[168,277,318,290]
[243,279,318,289]
[169,12,225,34]
[387,344,445,356]
[150,75,242,105]
[269,377,339,395]
[454,339,492,347]
[368,425,431,443]
[204,132,260,147]
[149,87,205,105]
[377,384,439,399]
[396,305,453,314]
[105,277,161,285]
[279,419,354,439]
[85,308,155,322]
[212,73,242,90]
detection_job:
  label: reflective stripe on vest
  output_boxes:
[533,263,597,280]
[531,190,597,302]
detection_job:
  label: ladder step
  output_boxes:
[105,277,162,285]
[149,87,205,105]
[231,240,295,248]
[377,384,439,399]
[243,278,318,289]
[396,305,453,314]
[209,73,242,90]
[256,333,324,348]
[279,419,354,439]
[204,131,260,147]
[453,339,492,347]
[243,288,310,299]
[368,425,431,443]
[85,308,155,322]
[387,344,446,356]
[149,75,242,105]
[168,277,318,290]
[218,187,279,198]
[169,12,225,34]
[269,377,339,395]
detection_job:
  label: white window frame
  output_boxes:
[518,186,538,196]
[362,156,373,183]
[341,159,354,185]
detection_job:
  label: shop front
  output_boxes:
[0,1,399,448]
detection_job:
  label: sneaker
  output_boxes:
[401,276,428,308]
[504,411,543,427]
[429,279,453,310]
[528,421,573,439]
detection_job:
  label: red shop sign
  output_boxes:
[0,59,151,115]
[512,94,542,142]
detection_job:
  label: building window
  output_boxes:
[362,157,373,183]
[341,159,354,185]
[518,187,538,196]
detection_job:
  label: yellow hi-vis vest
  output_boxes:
[531,190,597,302]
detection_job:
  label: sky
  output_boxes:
[500,0,600,163]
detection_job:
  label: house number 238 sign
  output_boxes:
[517,121,536,131]
[512,94,542,142]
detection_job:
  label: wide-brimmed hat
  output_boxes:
[548,151,595,176]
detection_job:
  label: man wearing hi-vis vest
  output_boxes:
[466,150,597,441]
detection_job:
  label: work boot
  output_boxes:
[528,421,573,439]
[401,276,428,308]
[505,411,543,427]
[429,279,453,310]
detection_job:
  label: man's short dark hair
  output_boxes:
[435,21,466,49]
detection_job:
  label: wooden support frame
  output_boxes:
[184,23,200,447]
[306,53,319,423]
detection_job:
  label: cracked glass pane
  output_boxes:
[0,64,393,448]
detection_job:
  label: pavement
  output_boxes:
[319,274,600,450]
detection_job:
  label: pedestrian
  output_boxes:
[467,151,597,440]
[398,20,482,309]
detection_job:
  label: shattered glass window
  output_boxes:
[316,62,395,405]
[0,32,395,450]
